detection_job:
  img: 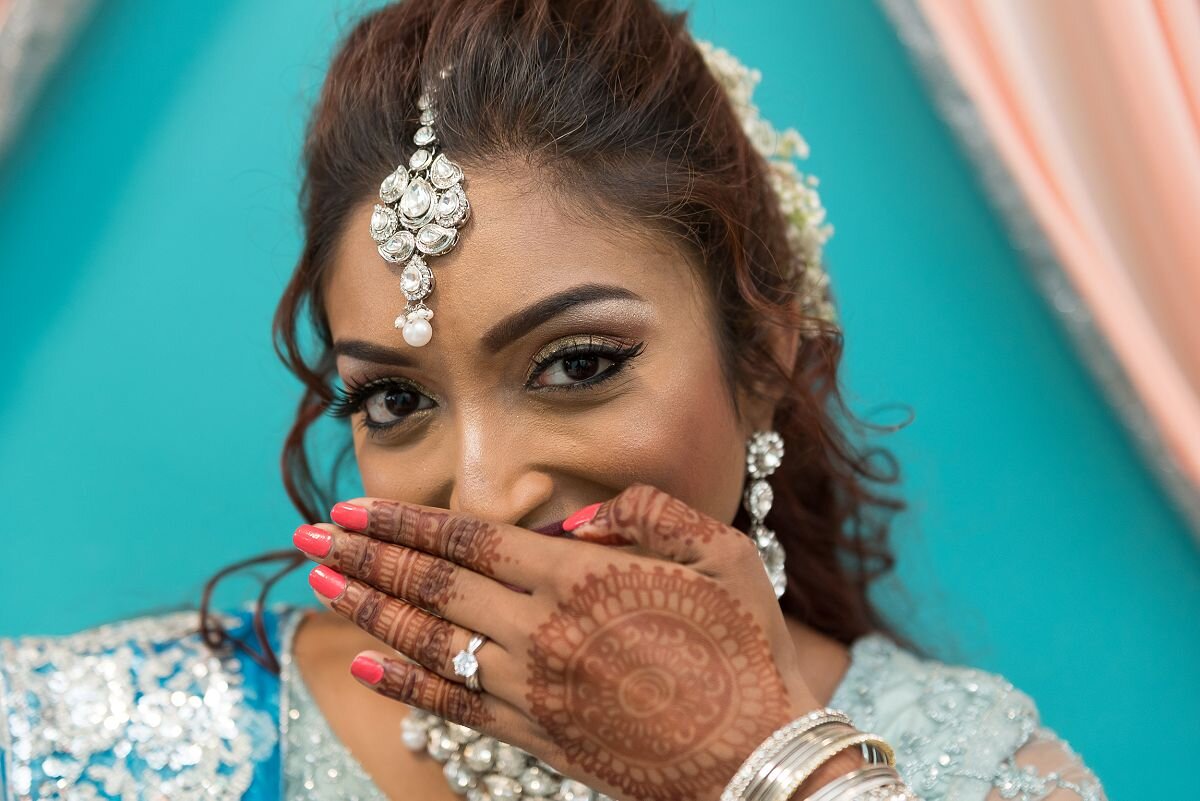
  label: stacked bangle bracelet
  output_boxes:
[720,707,920,801]
[805,766,913,801]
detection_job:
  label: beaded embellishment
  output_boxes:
[0,610,276,800]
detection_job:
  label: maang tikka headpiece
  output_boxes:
[370,43,838,346]
[369,65,470,347]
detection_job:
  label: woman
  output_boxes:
[0,1,1108,800]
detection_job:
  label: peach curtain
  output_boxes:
[881,0,1200,536]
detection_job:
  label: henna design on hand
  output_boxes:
[368,499,508,578]
[332,581,455,672]
[587,484,737,552]
[336,534,458,614]
[392,548,457,614]
[377,657,496,729]
[526,562,790,801]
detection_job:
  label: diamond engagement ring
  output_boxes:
[452,632,487,692]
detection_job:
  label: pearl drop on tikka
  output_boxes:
[397,306,434,347]
[403,318,432,347]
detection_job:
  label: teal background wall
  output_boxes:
[1,1,1196,797]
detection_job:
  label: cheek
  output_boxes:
[351,432,438,502]
[567,347,747,525]
[610,400,744,523]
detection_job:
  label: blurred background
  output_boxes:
[1,1,1197,798]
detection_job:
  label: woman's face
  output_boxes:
[323,166,767,532]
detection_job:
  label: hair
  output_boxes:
[198,0,925,675]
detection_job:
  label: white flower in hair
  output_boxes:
[694,38,838,334]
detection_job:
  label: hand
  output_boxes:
[292,484,825,801]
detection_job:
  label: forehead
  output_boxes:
[322,166,706,346]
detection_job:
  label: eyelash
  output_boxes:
[325,375,433,436]
[325,337,646,437]
[526,336,646,392]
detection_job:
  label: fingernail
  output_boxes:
[331,502,369,531]
[350,654,384,685]
[562,502,603,532]
[293,525,332,558]
[309,565,347,600]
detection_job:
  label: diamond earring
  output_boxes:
[745,430,786,598]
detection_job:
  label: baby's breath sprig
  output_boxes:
[694,39,838,333]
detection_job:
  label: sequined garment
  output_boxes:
[0,603,1108,800]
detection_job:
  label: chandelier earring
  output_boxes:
[744,429,787,598]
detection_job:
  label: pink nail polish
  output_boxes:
[562,502,603,532]
[351,654,384,685]
[331,502,369,531]
[309,565,347,600]
[293,525,332,558]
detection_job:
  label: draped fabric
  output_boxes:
[880,0,1200,539]
[0,0,97,157]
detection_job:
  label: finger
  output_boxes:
[348,649,523,736]
[308,564,519,703]
[329,497,573,590]
[563,483,752,569]
[293,523,527,644]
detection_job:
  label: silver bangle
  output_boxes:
[721,709,855,801]
[803,765,901,801]
[751,723,886,801]
[773,730,889,801]
[745,722,857,801]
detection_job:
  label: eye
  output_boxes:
[326,376,437,434]
[362,384,435,425]
[534,352,617,387]
[526,336,646,391]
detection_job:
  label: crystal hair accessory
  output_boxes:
[694,39,838,334]
[369,66,471,347]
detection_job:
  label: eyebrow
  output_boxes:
[481,283,646,352]
[333,338,418,368]
[333,283,647,367]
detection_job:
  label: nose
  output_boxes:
[446,411,555,527]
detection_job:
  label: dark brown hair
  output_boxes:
[199,0,925,675]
